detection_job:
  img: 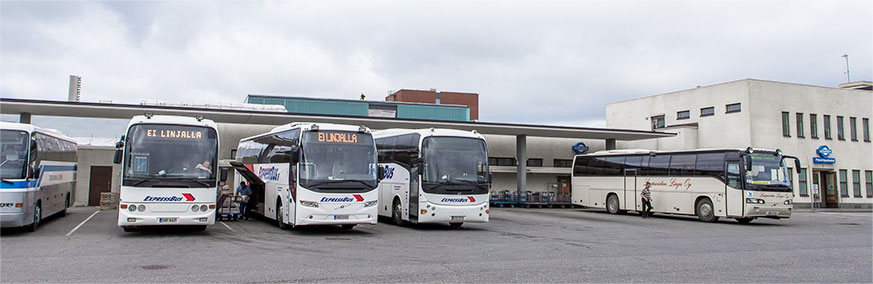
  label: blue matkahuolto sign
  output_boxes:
[572,142,589,155]
[813,145,835,164]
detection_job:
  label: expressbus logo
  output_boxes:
[320,194,364,203]
[144,193,195,202]
[441,196,476,203]
[382,165,395,179]
[258,167,280,181]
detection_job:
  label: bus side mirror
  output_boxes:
[793,160,801,173]
[488,172,493,183]
[377,166,385,180]
[32,167,40,179]
[113,149,123,164]
[290,146,300,164]
[220,168,229,182]
[743,155,752,172]
[409,156,423,168]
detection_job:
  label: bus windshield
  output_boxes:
[123,124,218,187]
[421,137,489,194]
[299,131,378,190]
[745,152,790,191]
[0,130,29,180]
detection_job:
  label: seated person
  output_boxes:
[195,160,213,177]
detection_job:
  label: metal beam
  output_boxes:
[516,135,527,198]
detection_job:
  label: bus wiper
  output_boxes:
[310,180,373,188]
[132,176,163,187]
[173,177,211,187]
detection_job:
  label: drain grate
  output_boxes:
[325,237,351,241]
[837,222,859,226]
[140,264,175,270]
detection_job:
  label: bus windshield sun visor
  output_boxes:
[229,161,264,185]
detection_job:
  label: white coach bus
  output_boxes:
[115,115,221,231]
[1,122,77,232]
[231,123,383,230]
[375,128,491,228]
[571,148,801,223]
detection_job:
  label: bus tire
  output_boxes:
[696,198,718,223]
[277,200,289,230]
[735,218,754,224]
[340,224,355,230]
[392,199,404,226]
[449,222,463,229]
[60,194,70,217]
[606,194,620,214]
[193,225,207,231]
[121,226,136,232]
[24,202,41,232]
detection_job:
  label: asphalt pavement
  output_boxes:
[1,206,871,283]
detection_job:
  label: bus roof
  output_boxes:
[373,128,484,140]
[0,121,75,142]
[583,148,780,157]
[126,115,217,129]
[240,122,372,142]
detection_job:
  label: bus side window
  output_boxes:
[726,162,741,189]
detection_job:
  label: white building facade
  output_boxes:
[606,79,872,208]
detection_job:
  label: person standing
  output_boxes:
[641,181,653,218]
[236,181,252,220]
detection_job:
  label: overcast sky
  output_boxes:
[1,0,871,137]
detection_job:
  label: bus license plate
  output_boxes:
[767,211,778,216]
[334,215,349,220]
[451,216,465,221]
[159,217,178,223]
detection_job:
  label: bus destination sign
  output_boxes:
[317,132,358,144]
[146,129,204,139]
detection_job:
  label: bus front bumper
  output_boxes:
[417,202,489,224]
[296,207,378,226]
[118,210,215,227]
[744,205,792,219]
[0,211,29,228]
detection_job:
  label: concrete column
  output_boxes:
[20,113,32,124]
[516,135,527,197]
[606,138,616,150]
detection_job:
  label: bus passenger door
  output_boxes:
[408,167,419,222]
[724,161,743,217]
[623,169,638,211]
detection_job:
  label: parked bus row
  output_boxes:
[1,114,804,232]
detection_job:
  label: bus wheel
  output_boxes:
[735,218,754,224]
[449,222,463,229]
[122,226,136,232]
[277,201,289,230]
[696,198,718,223]
[24,202,41,232]
[606,194,620,214]
[193,225,207,231]
[60,194,70,217]
[340,224,355,230]
[392,199,404,225]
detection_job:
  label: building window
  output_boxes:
[488,157,517,166]
[798,168,808,197]
[677,110,690,120]
[866,171,872,198]
[553,159,573,168]
[725,103,741,113]
[651,115,665,129]
[781,112,791,137]
[839,170,849,197]
[788,167,795,195]
[796,113,804,138]
[810,114,818,139]
[849,117,857,141]
[700,107,715,117]
[837,116,845,140]
[863,118,870,142]
[526,158,543,167]
[824,115,832,139]
[853,170,862,197]
[230,149,237,159]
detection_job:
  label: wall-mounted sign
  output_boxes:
[813,145,835,164]
[572,142,589,155]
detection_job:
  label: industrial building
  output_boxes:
[606,79,873,208]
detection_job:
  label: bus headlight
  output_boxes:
[364,201,378,207]
[200,205,209,211]
[300,201,318,208]
[128,205,137,212]
[192,205,200,212]
[784,200,792,205]
[745,198,765,204]
[137,205,146,212]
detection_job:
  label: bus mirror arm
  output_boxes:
[742,155,752,172]
[290,146,300,164]
[783,155,802,173]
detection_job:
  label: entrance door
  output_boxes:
[557,176,570,203]
[822,171,838,208]
[623,169,638,211]
[88,166,113,206]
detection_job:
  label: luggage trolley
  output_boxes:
[217,194,244,221]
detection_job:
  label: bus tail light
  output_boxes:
[120,204,128,209]
[15,203,22,208]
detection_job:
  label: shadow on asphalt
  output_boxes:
[0,211,69,236]
[375,216,485,231]
[564,208,788,226]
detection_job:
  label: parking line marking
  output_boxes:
[66,210,100,237]
[220,221,236,232]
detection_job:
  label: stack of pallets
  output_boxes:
[99,192,118,210]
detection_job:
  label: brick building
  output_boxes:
[386,89,480,120]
